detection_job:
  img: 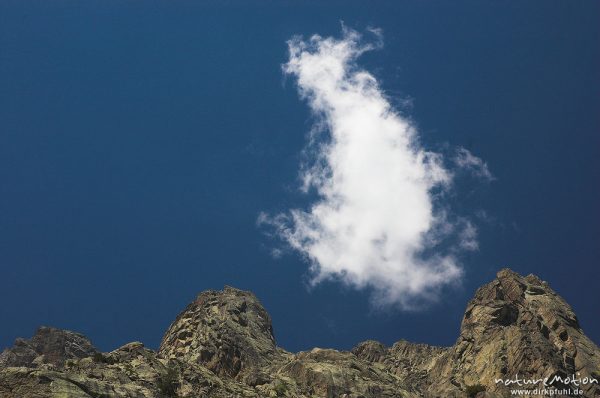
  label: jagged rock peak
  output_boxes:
[427,268,600,397]
[158,285,279,378]
[0,326,98,368]
[1,270,599,398]
[464,267,580,330]
[352,340,388,363]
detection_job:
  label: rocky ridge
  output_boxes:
[1,269,598,398]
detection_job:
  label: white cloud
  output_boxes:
[454,147,494,182]
[261,28,488,309]
[458,219,479,251]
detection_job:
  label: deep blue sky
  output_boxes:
[1,1,598,353]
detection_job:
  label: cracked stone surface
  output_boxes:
[1,269,598,398]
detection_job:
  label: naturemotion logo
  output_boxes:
[495,373,598,396]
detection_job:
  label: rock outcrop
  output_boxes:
[0,269,598,398]
[425,268,600,398]
[0,326,98,368]
[158,286,280,378]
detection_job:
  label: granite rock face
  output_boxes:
[0,326,98,368]
[158,286,280,378]
[425,268,600,398]
[1,269,599,398]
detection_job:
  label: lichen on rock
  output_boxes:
[1,269,599,398]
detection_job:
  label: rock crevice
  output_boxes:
[1,269,599,398]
